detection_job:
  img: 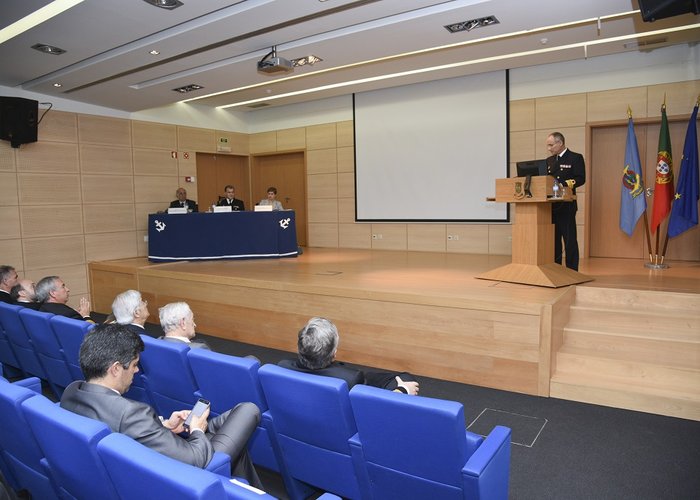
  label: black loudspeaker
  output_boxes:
[638,0,700,22]
[0,96,39,148]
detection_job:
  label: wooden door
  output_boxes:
[251,152,307,246]
[196,153,250,210]
[590,119,699,260]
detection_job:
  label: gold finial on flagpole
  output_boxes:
[696,94,699,106]
[627,106,632,118]
[662,93,666,110]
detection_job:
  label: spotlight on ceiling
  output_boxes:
[173,84,204,93]
[142,0,183,10]
[291,55,323,67]
[444,15,499,33]
[31,43,66,55]
[257,46,293,74]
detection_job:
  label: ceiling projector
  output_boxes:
[257,56,293,74]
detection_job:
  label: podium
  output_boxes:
[477,176,592,288]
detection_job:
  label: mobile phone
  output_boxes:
[183,398,210,431]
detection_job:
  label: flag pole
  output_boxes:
[628,106,654,263]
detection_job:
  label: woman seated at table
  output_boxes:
[257,186,284,211]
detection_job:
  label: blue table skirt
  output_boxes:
[147,211,298,261]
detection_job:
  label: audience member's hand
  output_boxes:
[78,297,91,317]
[163,410,189,434]
[188,405,210,433]
[395,376,419,395]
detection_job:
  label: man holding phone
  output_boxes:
[60,324,262,488]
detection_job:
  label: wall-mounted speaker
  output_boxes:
[638,0,700,22]
[0,96,39,148]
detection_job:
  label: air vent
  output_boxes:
[31,43,66,55]
[247,103,270,109]
[444,15,499,33]
[623,37,668,49]
[173,84,204,93]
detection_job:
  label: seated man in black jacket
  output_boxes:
[36,275,95,322]
[279,317,419,395]
[169,187,198,212]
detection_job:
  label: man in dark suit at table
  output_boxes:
[216,185,245,211]
[60,324,263,488]
[169,187,198,212]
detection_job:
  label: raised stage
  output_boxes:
[88,249,700,412]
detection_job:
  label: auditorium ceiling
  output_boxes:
[0,0,697,112]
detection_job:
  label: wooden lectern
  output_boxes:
[477,176,593,288]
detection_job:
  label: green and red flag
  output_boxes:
[650,104,673,233]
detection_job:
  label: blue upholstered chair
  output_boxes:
[19,308,73,397]
[21,394,120,500]
[258,363,365,500]
[0,377,60,500]
[138,334,200,416]
[48,314,94,380]
[0,303,46,379]
[187,348,279,472]
[0,313,22,378]
[97,432,276,500]
[348,384,512,500]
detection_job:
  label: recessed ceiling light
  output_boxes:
[149,49,160,55]
[291,55,323,67]
[445,15,499,33]
[53,83,62,87]
[31,43,66,55]
[142,0,183,10]
[173,84,204,93]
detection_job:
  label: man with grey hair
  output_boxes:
[10,279,39,310]
[36,276,94,322]
[279,317,420,395]
[0,265,18,303]
[158,302,210,350]
[112,290,150,334]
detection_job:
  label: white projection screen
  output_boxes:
[354,71,509,221]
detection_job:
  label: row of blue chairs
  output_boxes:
[0,371,281,500]
[0,302,511,499]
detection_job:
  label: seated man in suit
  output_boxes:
[0,265,18,303]
[169,187,198,213]
[36,275,95,322]
[112,289,150,334]
[216,184,245,211]
[158,302,210,350]
[280,317,420,395]
[10,279,39,309]
[61,324,262,488]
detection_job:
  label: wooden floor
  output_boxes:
[89,249,700,403]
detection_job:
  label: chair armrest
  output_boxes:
[348,432,372,500]
[462,425,511,500]
[14,376,42,393]
[206,451,231,477]
[464,429,485,456]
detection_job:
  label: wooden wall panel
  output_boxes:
[176,157,197,181]
[132,121,177,150]
[336,121,354,147]
[535,93,587,130]
[135,202,168,230]
[18,173,81,205]
[510,130,536,163]
[488,224,513,255]
[2,206,21,239]
[37,110,78,143]
[407,224,446,252]
[17,142,79,173]
[446,224,489,254]
[23,235,85,269]
[308,223,339,247]
[0,141,15,171]
[307,148,337,174]
[20,205,83,237]
[587,87,648,122]
[81,145,133,175]
[276,127,305,151]
[510,99,535,132]
[337,146,354,173]
[85,232,138,262]
[177,126,216,152]
[78,115,131,146]
[371,224,407,250]
[339,223,371,248]
[24,264,89,297]
[133,176,178,203]
[136,230,148,257]
[338,197,355,223]
[0,173,18,205]
[307,173,338,199]
[249,132,276,153]
[133,148,178,176]
[647,80,700,117]
[308,199,338,223]
[1,239,23,270]
[337,172,354,199]
[306,123,337,150]
[83,204,136,233]
[82,175,134,204]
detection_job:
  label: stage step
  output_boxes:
[551,287,700,421]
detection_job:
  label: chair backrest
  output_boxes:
[349,384,511,500]
[258,363,363,499]
[0,378,59,500]
[49,314,94,380]
[187,349,279,472]
[0,308,21,373]
[0,303,46,378]
[19,308,73,393]
[22,395,119,500]
[97,433,274,500]
[138,335,199,416]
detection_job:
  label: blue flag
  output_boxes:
[619,117,646,236]
[668,104,699,238]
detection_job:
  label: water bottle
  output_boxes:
[552,181,560,199]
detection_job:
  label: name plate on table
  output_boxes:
[254,205,273,212]
[213,206,232,213]
[167,207,188,214]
